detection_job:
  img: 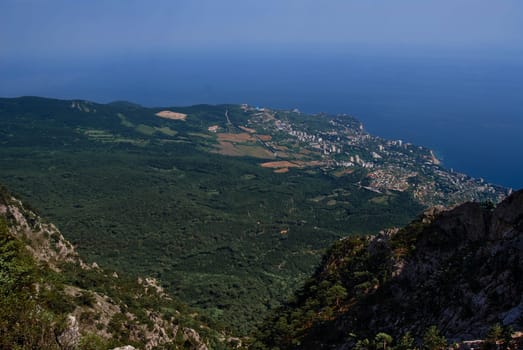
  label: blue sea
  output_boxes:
[1,50,522,189]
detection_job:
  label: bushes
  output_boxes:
[0,217,63,349]
[78,333,112,350]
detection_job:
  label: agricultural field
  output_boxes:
[0,96,499,333]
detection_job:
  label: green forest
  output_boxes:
[0,97,472,333]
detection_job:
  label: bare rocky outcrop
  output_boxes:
[0,188,226,350]
[137,276,171,300]
[182,327,209,350]
[0,195,87,270]
[57,315,81,350]
[262,190,523,349]
[360,190,523,341]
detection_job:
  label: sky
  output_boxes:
[2,0,523,58]
[2,1,523,188]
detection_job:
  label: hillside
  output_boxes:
[0,96,507,333]
[253,190,523,349]
[0,185,235,349]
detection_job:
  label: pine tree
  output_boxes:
[483,323,503,350]
[396,332,417,350]
[354,338,371,350]
[423,326,447,350]
[375,332,393,350]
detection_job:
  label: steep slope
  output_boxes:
[0,96,507,333]
[254,190,523,349]
[0,185,235,349]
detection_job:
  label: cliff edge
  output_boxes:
[255,190,523,349]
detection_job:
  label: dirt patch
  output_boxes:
[260,161,301,168]
[155,110,187,121]
[239,126,256,133]
[257,135,272,141]
[214,141,241,156]
[214,142,274,159]
[294,160,324,167]
[274,167,289,173]
[217,133,255,143]
[261,160,325,170]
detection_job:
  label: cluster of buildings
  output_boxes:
[240,105,507,206]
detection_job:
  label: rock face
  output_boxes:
[257,190,523,349]
[0,186,227,350]
[57,315,81,349]
[364,197,523,341]
[0,195,83,270]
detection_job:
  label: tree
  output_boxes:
[354,338,371,350]
[0,218,62,349]
[325,283,348,307]
[483,323,503,350]
[396,332,417,350]
[423,326,447,350]
[375,332,393,350]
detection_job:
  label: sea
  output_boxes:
[1,49,522,189]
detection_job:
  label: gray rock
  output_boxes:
[57,315,80,350]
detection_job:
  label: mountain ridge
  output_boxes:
[0,184,235,349]
[0,95,508,333]
[254,189,523,349]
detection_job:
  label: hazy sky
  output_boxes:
[2,0,523,58]
[2,1,523,187]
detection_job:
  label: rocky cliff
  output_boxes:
[254,190,523,349]
[0,185,235,350]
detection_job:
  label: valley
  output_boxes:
[0,96,507,334]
